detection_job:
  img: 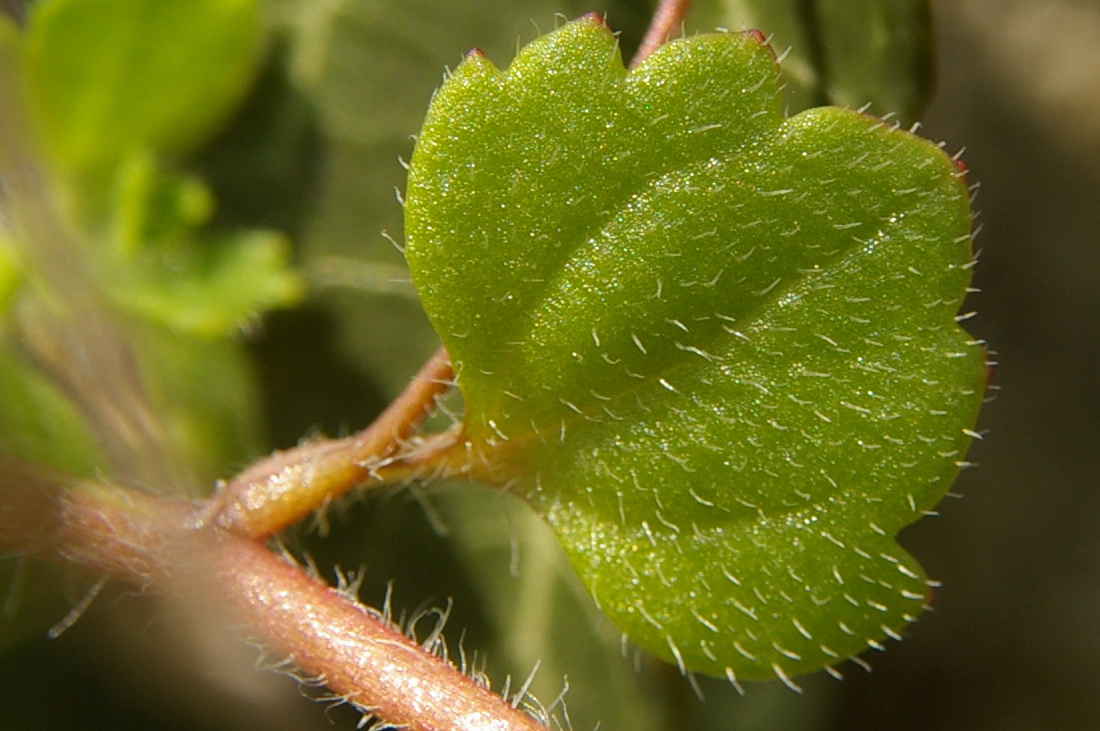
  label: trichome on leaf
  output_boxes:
[404,15,985,688]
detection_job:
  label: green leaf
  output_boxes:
[0,348,103,476]
[129,323,268,489]
[434,487,677,729]
[691,0,934,121]
[103,152,302,337]
[24,0,260,173]
[405,17,985,684]
[264,0,653,402]
[0,237,20,317]
[110,151,215,259]
[111,228,301,338]
[690,0,823,113]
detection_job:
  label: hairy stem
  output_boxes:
[0,457,545,730]
[209,346,454,539]
[632,0,694,68]
[221,537,545,730]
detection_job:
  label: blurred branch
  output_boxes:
[632,0,694,67]
[0,455,545,730]
[0,40,193,496]
[0,0,28,25]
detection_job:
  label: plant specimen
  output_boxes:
[0,0,985,727]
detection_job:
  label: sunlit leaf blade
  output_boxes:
[689,0,822,112]
[405,17,984,682]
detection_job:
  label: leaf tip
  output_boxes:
[576,11,609,29]
[737,29,777,60]
[738,28,768,47]
[950,153,970,180]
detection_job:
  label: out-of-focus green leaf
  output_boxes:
[0,240,19,316]
[0,0,297,489]
[112,229,301,338]
[406,17,984,683]
[130,324,265,489]
[92,152,302,338]
[692,0,934,121]
[0,349,102,476]
[24,0,260,174]
[111,152,214,258]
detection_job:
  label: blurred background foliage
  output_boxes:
[0,0,1096,729]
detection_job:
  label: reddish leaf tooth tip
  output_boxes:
[740,28,768,46]
[578,11,608,29]
[739,29,777,59]
[465,47,487,60]
[952,155,970,178]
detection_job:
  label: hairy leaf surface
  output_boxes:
[405,16,985,683]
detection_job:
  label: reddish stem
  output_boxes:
[220,537,544,730]
[209,346,454,539]
[632,0,694,68]
[1,460,544,731]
